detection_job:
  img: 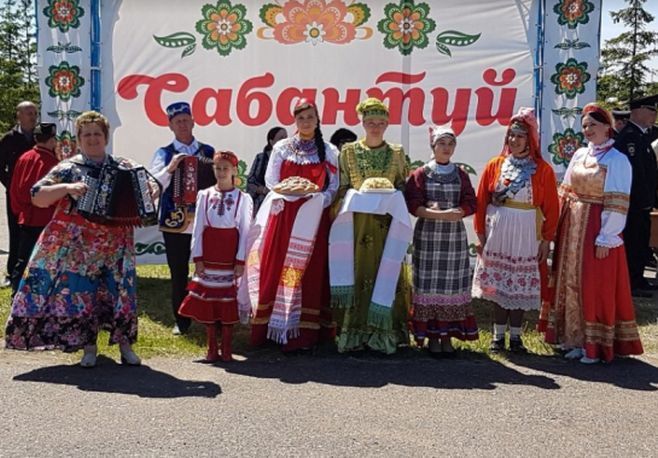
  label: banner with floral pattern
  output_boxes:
[37,0,91,159]
[37,1,602,262]
[540,0,601,177]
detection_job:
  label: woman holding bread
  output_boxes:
[247,99,339,351]
[330,97,411,354]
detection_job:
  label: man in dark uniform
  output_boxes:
[612,109,630,138]
[614,96,658,297]
[0,101,38,287]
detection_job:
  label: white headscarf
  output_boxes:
[429,125,456,148]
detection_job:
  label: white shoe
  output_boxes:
[564,348,584,359]
[172,324,182,335]
[80,345,97,368]
[119,344,142,366]
[579,355,600,364]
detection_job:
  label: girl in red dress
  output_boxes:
[178,151,253,362]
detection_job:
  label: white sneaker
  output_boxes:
[564,348,584,359]
[119,344,142,366]
[172,324,182,335]
[80,345,97,368]
[580,355,600,364]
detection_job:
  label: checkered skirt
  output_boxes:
[412,171,471,299]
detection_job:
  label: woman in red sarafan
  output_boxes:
[248,99,339,351]
[538,103,643,363]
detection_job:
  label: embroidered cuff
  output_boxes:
[192,256,203,262]
[235,259,245,266]
[602,192,629,215]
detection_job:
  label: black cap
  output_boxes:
[611,109,630,120]
[33,123,57,138]
[629,94,658,111]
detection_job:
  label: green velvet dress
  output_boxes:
[332,139,411,354]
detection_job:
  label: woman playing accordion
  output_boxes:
[4,111,158,368]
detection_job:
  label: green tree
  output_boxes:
[0,0,39,133]
[598,0,658,105]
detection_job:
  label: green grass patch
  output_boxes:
[1,264,656,361]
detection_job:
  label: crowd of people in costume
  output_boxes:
[1,94,656,367]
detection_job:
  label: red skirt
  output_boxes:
[540,203,643,362]
[251,160,334,350]
[178,227,240,325]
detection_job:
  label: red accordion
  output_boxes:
[172,155,215,205]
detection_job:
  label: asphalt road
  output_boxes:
[0,349,657,457]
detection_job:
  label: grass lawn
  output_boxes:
[1,264,656,362]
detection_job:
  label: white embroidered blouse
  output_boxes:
[562,141,632,248]
[264,136,339,208]
[190,187,253,263]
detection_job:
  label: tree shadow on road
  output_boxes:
[220,346,560,390]
[13,355,222,398]
[507,354,658,391]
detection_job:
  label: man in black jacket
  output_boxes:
[614,96,657,297]
[0,101,38,287]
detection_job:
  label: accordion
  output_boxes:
[76,163,161,227]
[172,155,215,205]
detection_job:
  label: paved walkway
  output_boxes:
[1,350,657,456]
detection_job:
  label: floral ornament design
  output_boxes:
[550,58,590,99]
[234,160,248,190]
[551,106,583,120]
[553,0,594,29]
[548,128,585,166]
[553,38,590,50]
[257,1,372,46]
[196,1,253,56]
[154,1,253,58]
[42,0,85,33]
[378,0,436,56]
[47,109,82,121]
[135,242,167,256]
[56,130,77,159]
[45,62,85,102]
[46,42,83,54]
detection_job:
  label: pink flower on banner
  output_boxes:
[258,0,372,46]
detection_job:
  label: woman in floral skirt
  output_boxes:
[4,111,152,368]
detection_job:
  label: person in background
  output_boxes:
[329,128,357,151]
[0,101,38,287]
[149,102,216,334]
[9,123,59,295]
[471,108,559,353]
[613,96,658,297]
[246,126,287,214]
[611,109,630,137]
[539,103,643,364]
